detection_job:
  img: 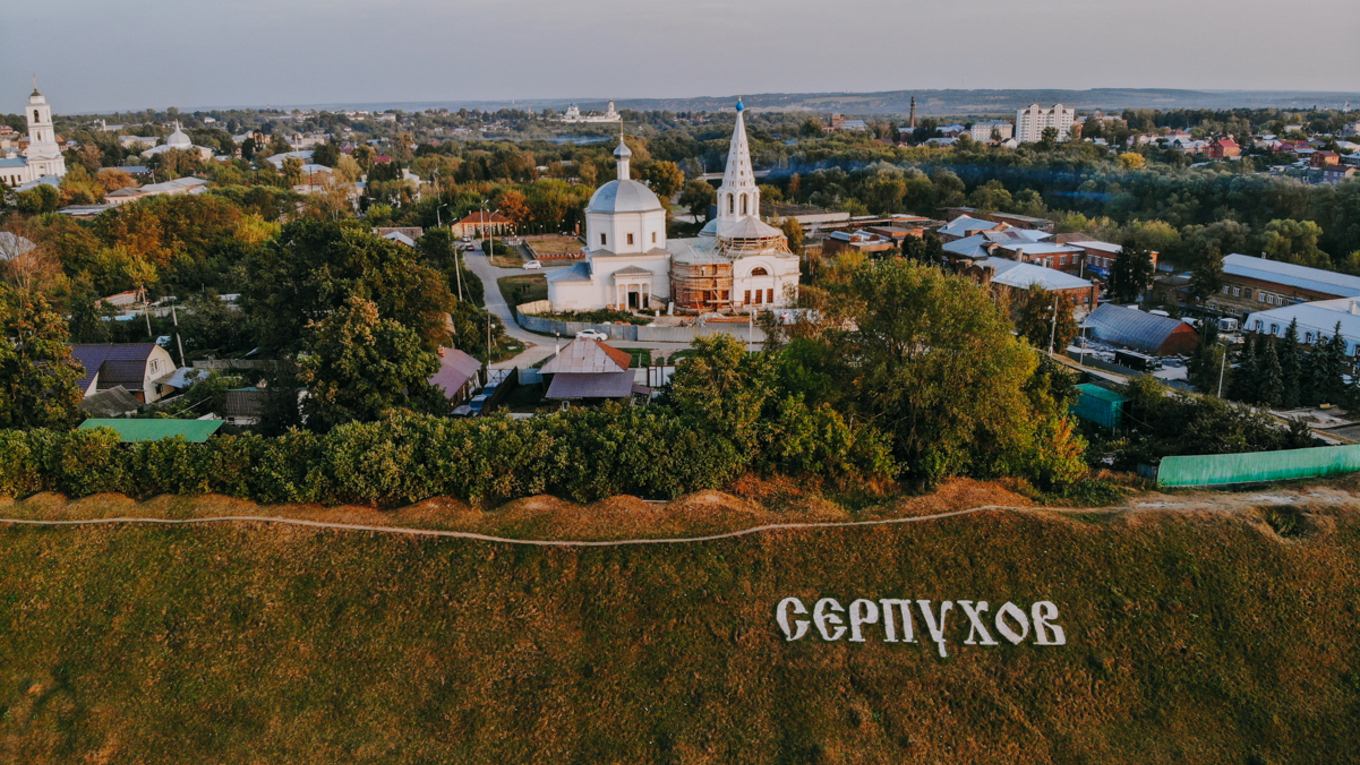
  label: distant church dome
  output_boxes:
[586,179,663,215]
[166,122,192,149]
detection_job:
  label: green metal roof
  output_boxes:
[77,418,224,443]
[1075,383,1128,403]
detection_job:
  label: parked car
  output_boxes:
[523,260,542,270]
[575,329,608,341]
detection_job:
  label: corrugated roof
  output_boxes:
[1223,254,1360,298]
[544,371,636,400]
[68,343,157,393]
[541,339,630,375]
[939,216,1001,238]
[429,348,482,398]
[545,261,593,283]
[78,418,224,443]
[1075,383,1128,404]
[980,257,1093,291]
[1085,304,1192,354]
[77,387,141,418]
[1245,298,1360,355]
[224,388,269,418]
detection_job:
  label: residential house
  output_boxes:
[1206,137,1241,160]
[429,348,483,406]
[1015,104,1076,143]
[1311,151,1341,168]
[451,211,515,239]
[942,228,1051,263]
[1320,165,1357,184]
[821,230,899,257]
[1058,240,1159,280]
[941,208,1055,233]
[68,343,177,403]
[105,176,209,206]
[539,338,641,406]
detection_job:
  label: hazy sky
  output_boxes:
[4,0,1359,114]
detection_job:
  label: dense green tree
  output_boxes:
[1188,245,1225,303]
[1107,239,1156,303]
[1279,319,1302,409]
[1259,340,1284,407]
[1187,319,1230,396]
[780,217,804,256]
[664,333,773,453]
[821,260,1084,485]
[0,289,83,430]
[1263,219,1329,268]
[299,295,442,431]
[642,161,685,200]
[678,179,716,220]
[1015,286,1077,352]
[243,220,455,355]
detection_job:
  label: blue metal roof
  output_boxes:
[1085,304,1193,354]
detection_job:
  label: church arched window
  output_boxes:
[740,194,748,215]
[33,110,39,123]
[727,194,734,215]
[750,267,769,276]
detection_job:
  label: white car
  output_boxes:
[523,260,542,270]
[575,329,608,341]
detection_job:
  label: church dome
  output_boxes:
[167,125,192,149]
[586,179,663,215]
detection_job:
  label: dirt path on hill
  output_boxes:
[2,477,1359,545]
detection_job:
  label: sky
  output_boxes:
[3,0,1359,114]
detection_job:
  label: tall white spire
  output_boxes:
[716,99,759,223]
[24,83,59,162]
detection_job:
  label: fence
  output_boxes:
[515,304,766,344]
[1156,443,1360,487]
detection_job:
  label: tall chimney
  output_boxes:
[909,96,917,129]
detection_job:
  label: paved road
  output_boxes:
[461,246,758,369]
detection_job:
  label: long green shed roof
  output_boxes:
[1075,383,1128,403]
[77,418,224,443]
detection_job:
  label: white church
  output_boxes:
[547,100,800,315]
[0,85,67,190]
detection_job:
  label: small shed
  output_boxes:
[77,418,224,443]
[1071,384,1128,430]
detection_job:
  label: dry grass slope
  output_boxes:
[0,481,1355,764]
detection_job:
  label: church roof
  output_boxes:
[612,265,653,277]
[586,179,663,215]
[714,216,784,241]
[546,261,593,283]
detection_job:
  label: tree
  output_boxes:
[678,180,715,221]
[1279,319,1302,409]
[1015,286,1077,352]
[311,142,340,168]
[0,288,83,430]
[1118,152,1146,170]
[280,156,305,188]
[819,260,1083,485]
[1263,219,1329,268]
[1187,319,1230,396]
[299,295,441,431]
[494,189,530,228]
[1188,245,1225,303]
[14,184,59,215]
[1107,239,1156,304]
[1038,127,1060,150]
[642,161,685,200]
[663,333,773,453]
[243,220,455,355]
[780,217,804,257]
[1259,339,1284,408]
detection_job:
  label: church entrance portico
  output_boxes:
[612,266,654,311]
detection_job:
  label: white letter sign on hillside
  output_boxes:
[775,597,1067,652]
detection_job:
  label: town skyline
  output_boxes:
[3,0,1358,114]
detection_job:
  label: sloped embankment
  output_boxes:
[0,484,1354,764]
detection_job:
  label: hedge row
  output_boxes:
[0,409,758,506]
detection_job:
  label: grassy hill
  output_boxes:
[0,486,1357,764]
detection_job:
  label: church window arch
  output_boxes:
[740,194,748,215]
[750,267,769,276]
[33,110,39,123]
[727,194,734,215]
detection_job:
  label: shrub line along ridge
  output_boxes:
[0,505,1018,546]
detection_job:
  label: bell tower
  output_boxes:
[715,99,760,224]
[23,78,66,178]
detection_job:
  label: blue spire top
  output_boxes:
[735,98,744,113]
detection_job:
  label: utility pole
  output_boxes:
[1048,294,1059,356]
[171,304,185,367]
[1217,341,1227,398]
